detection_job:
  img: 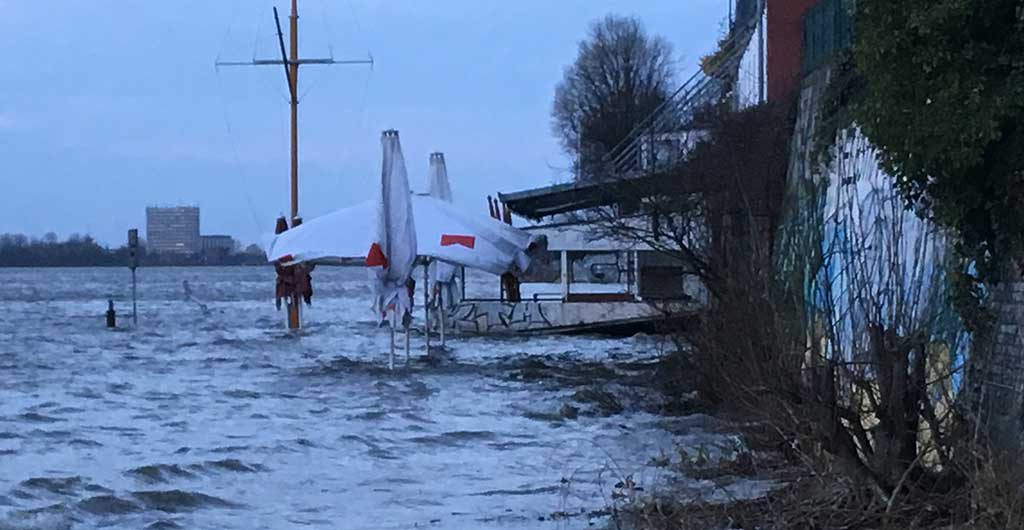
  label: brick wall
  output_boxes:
[985,270,1024,443]
[767,0,820,103]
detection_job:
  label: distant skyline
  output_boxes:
[0,1,727,246]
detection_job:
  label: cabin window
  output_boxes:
[617,198,640,216]
[568,251,626,285]
[638,251,688,299]
[520,250,560,283]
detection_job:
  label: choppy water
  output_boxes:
[0,266,735,530]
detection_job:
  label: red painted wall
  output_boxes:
[767,0,819,103]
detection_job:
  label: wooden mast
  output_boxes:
[289,0,299,221]
[216,2,373,330]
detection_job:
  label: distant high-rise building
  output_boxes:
[146,206,200,255]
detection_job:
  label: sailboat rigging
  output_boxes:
[216,1,373,330]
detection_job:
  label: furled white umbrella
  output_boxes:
[368,130,417,333]
[427,152,453,202]
[263,130,537,366]
[426,153,458,290]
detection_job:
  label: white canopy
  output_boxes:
[265,194,534,277]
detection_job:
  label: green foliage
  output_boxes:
[811,50,864,170]
[852,0,1024,282]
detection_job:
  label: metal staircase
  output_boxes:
[601,2,764,179]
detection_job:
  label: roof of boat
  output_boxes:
[498,179,615,221]
[498,172,704,221]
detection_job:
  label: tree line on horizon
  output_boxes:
[0,232,266,267]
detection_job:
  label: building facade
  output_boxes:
[201,235,235,253]
[146,206,201,255]
[766,0,821,103]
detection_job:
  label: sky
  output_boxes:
[0,1,729,247]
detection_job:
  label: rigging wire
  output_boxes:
[217,0,375,221]
[318,0,336,58]
[214,0,277,235]
[215,68,265,234]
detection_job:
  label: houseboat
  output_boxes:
[445,180,708,335]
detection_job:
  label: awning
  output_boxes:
[265,195,535,277]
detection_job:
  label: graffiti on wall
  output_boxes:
[448,300,554,333]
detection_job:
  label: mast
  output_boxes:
[217,2,373,330]
[289,0,299,220]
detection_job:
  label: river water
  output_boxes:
[0,267,742,530]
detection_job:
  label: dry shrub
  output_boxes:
[596,103,1024,528]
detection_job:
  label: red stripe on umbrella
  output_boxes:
[366,242,389,268]
[440,235,475,249]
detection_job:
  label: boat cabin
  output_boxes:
[446,180,707,335]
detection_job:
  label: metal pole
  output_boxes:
[424,261,430,354]
[439,287,447,347]
[577,114,584,180]
[560,250,569,301]
[758,2,766,104]
[131,268,138,326]
[389,326,395,371]
[404,321,411,363]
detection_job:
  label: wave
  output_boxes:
[130,490,238,513]
[197,459,265,473]
[18,477,84,496]
[410,430,496,447]
[472,485,562,496]
[26,429,72,439]
[222,389,261,399]
[126,458,266,485]
[17,413,63,424]
[76,494,141,515]
[125,464,196,484]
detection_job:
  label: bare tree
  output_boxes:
[552,15,675,181]
[593,103,964,503]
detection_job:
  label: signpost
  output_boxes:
[128,229,139,326]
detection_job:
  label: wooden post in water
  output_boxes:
[106,300,116,328]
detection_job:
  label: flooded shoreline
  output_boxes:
[0,267,745,529]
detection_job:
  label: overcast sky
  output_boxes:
[0,1,728,246]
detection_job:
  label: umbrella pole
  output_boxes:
[389,326,395,371]
[424,261,430,355]
[404,320,411,363]
[440,286,447,348]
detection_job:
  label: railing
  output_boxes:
[802,0,853,74]
[599,1,764,179]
